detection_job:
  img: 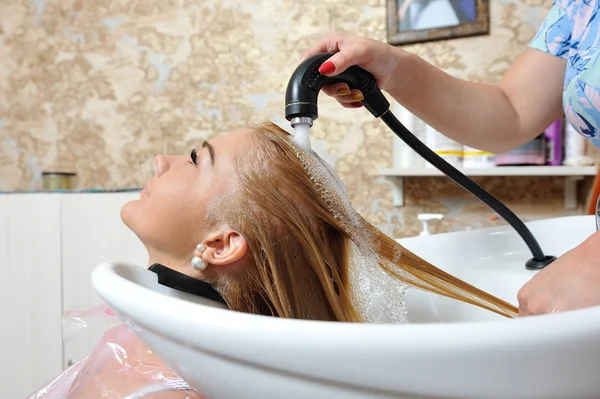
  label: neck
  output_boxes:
[146,247,195,277]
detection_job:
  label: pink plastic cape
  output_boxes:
[27,305,204,399]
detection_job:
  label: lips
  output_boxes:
[141,179,153,196]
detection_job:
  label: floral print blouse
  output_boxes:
[530,0,600,147]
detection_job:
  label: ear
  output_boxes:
[201,227,248,267]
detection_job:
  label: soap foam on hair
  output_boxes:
[290,139,409,324]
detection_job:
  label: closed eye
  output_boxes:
[190,148,198,165]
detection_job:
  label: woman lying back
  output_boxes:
[121,120,517,321]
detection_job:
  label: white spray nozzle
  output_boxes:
[417,213,444,236]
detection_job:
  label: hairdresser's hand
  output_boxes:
[518,231,600,316]
[300,32,403,108]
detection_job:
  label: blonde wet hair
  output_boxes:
[206,121,517,322]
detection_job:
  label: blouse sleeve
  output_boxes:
[529,0,573,59]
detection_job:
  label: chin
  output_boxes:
[120,199,138,232]
[120,200,159,249]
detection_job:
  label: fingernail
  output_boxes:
[337,88,351,96]
[351,93,364,101]
[351,102,363,108]
[319,61,336,75]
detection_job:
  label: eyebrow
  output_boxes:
[202,141,215,165]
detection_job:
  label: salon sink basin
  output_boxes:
[92,215,600,399]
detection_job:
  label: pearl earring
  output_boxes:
[191,244,207,271]
[191,256,207,271]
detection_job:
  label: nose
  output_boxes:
[154,155,171,177]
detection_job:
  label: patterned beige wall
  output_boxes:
[0,0,588,238]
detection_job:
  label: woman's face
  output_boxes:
[121,128,252,265]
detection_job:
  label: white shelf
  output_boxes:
[379,166,598,177]
[378,165,598,210]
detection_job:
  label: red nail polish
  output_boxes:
[319,61,336,75]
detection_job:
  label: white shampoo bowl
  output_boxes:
[92,215,600,399]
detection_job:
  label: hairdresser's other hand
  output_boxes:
[518,231,600,316]
[300,32,403,108]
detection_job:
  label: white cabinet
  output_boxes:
[0,195,63,399]
[61,193,146,369]
[0,192,147,398]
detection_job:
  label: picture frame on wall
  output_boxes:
[386,0,490,45]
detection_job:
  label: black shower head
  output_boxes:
[284,52,390,126]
